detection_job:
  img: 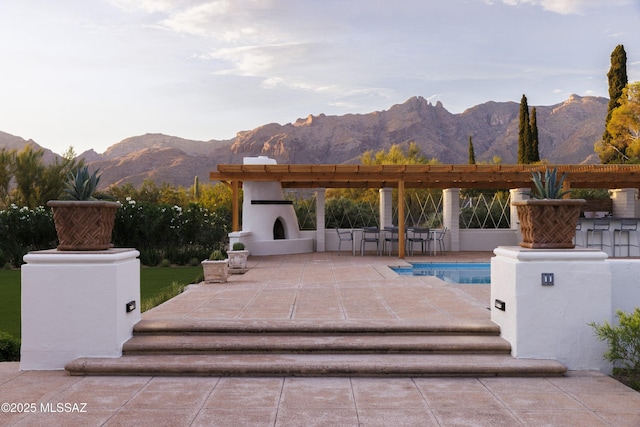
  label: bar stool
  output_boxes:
[586,218,612,251]
[613,219,639,257]
[574,218,584,247]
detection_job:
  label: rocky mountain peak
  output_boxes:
[0,95,609,189]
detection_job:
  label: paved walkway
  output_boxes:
[2,252,640,426]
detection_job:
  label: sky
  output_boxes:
[1,0,639,156]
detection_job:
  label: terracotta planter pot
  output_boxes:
[201,259,228,283]
[512,199,586,249]
[47,200,121,251]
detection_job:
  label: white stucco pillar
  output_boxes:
[610,188,637,218]
[315,188,325,252]
[491,247,611,371]
[379,188,393,228]
[443,188,460,252]
[510,188,530,231]
[20,249,141,370]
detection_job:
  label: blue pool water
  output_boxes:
[391,262,491,284]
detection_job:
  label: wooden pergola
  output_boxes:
[210,163,640,258]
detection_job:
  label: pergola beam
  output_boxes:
[211,164,640,189]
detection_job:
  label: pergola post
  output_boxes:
[398,180,405,258]
[231,180,240,232]
[510,188,530,231]
[379,188,393,229]
[610,188,638,218]
[443,188,460,252]
[315,188,326,252]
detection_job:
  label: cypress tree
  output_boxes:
[529,107,540,162]
[468,135,476,164]
[602,45,628,153]
[517,94,532,164]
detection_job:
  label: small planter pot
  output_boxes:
[227,250,249,270]
[512,199,586,249]
[47,200,121,251]
[201,259,228,283]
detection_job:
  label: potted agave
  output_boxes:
[47,166,121,251]
[201,249,228,283]
[227,242,249,271]
[512,167,585,249]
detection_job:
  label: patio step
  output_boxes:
[65,319,567,377]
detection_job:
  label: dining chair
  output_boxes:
[432,227,448,255]
[383,227,399,256]
[406,227,430,256]
[336,228,354,256]
[360,227,381,256]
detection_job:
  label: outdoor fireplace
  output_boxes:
[228,157,314,256]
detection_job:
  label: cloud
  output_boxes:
[491,0,633,14]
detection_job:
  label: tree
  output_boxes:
[468,135,476,164]
[361,142,433,165]
[517,94,532,164]
[0,149,15,208]
[12,145,45,208]
[529,107,540,162]
[8,145,82,208]
[597,45,628,163]
[606,82,640,161]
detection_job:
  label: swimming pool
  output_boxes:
[391,262,491,284]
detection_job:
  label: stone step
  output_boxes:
[132,319,502,335]
[65,353,567,377]
[65,319,567,377]
[123,334,512,355]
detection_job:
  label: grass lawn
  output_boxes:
[0,266,203,341]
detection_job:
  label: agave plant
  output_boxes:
[61,166,101,201]
[530,167,572,199]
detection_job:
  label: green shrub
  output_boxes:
[112,200,229,265]
[160,259,171,267]
[0,205,56,267]
[232,242,245,251]
[209,249,226,260]
[590,308,640,390]
[0,332,20,362]
[139,248,163,267]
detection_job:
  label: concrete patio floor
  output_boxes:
[2,251,640,426]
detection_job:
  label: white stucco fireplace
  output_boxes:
[228,156,314,256]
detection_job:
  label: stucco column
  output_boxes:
[610,188,637,218]
[510,188,530,231]
[379,187,393,228]
[315,188,325,252]
[21,249,141,370]
[443,188,460,252]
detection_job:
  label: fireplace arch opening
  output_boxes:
[273,217,286,240]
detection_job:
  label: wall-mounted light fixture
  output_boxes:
[126,301,136,313]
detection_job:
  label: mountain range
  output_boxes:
[0,95,607,189]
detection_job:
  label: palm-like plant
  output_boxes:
[61,166,101,201]
[530,168,571,199]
